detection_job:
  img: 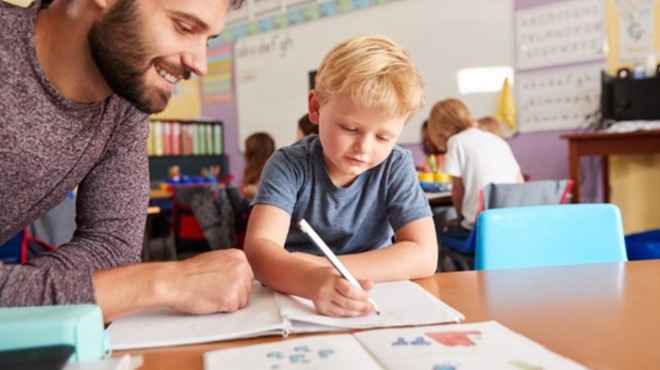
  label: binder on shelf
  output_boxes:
[171,122,181,156]
[213,124,223,154]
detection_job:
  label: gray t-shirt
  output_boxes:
[0,0,149,306]
[254,136,432,255]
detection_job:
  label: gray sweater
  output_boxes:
[0,0,150,305]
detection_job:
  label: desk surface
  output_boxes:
[116,260,660,370]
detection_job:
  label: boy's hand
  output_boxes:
[308,267,375,317]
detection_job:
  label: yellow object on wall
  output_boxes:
[606,0,660,74]
[151,77,202,120]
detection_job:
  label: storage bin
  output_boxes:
[625,229,660,260]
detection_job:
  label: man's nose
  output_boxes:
[181,41,208,77]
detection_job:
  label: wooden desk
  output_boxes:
[116,260,660,370]
[149,189,171,200]
[425,191,452,207]
[562,129,660,203]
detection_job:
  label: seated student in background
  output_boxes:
[244,35,437,317]
[477,116,531,181]
[417,120,445,172]
[426,99,524,240]
[241,132,276,202]
[296,113,319,140]
[476,116,503,138]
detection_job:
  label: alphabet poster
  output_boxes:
[516,0,606,70]
[517,62,603,132]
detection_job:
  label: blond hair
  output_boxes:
[477,116,503,138]
[314,35,426,121]
[428,98,476,137]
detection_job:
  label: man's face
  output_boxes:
[88,0,227,114]
[308,92,406,188]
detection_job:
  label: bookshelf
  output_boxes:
[147,120,229,181]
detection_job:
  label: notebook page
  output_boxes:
[275,280,464,333]
[108,282,286,350]
[353,321,588,370]
[204,334,383,370]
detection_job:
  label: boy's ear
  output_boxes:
[307,90,320,124]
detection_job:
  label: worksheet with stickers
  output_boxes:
[204,321,588,370]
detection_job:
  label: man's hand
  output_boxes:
[167,249,254,314]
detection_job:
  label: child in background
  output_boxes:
[241,132,276,202]
[426,99,523,240]
[417,120,444,172]
[245,35,437,317]
[477,116,503,138]
[296,113,319,140]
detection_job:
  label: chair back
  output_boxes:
[474,203,628,270]
[441,180,573,255]
[479,179,573,212]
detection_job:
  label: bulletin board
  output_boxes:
[234,0,515,149]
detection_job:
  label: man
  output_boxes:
[0,0,253,322]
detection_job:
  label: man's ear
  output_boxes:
[307,90,320,124]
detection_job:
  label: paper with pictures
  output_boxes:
[353,321,587,370]
[204,334,383,370]
[108,280,464,350]
[108,283,286,350]
[205,321,587,370]
[276,280,464,332]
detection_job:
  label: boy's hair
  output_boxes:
[477,116,503,138]
[298,114,318,136]
[242,132,276,186]
[428,98,475,137]
[314,35,426,121]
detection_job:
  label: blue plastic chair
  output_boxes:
[474,204,628,270]
[439,180,573,271]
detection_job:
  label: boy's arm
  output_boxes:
[451,176,465,218]
[244,204,374,317]
[336,216,438,281]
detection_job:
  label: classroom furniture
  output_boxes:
[439,180,572,271]
[143,206,167,262]
[561,129,660,203]
[475,203,627,270]
[148,120,228,182]
[113,260,660,370]
[425,191,452,207]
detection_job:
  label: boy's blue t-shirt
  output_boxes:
[253,135,432,255]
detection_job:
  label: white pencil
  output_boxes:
[298,219,380,315]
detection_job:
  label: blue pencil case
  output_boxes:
[0,304,110,362]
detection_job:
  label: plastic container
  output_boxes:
[625,229,660,260]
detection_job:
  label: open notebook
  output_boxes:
[204,321,587,370]
[108,280,464,350]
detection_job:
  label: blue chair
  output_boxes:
[474,203,628,270]
[439,180,573,271]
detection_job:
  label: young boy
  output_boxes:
[244,35,437,318]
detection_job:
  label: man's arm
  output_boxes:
[94,249,254,322]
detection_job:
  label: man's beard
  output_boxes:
[88,0,171,114]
